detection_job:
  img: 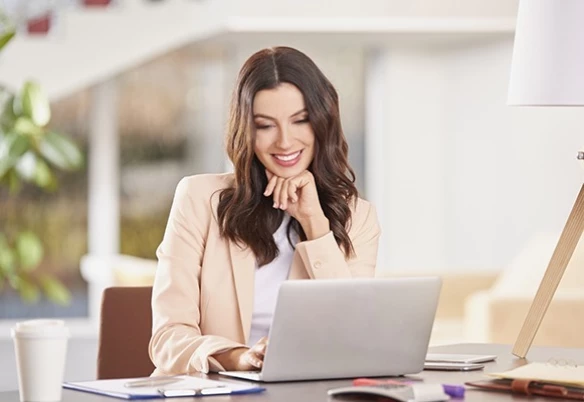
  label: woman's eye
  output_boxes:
[255,124,274,130]
[294,118,309,124]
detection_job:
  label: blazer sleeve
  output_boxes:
[295,200,381,279]
[149,177,245,375]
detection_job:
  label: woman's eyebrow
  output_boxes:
[253,109,307,120]
[253,113,275,120]
[290,108,307,118]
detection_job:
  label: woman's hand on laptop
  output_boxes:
[214,337,268,371]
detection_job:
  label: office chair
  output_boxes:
[97,286,155,379]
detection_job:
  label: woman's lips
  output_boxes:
[272,150,303,167]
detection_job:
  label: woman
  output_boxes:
[149,46,381,376]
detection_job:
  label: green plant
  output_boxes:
[0,18,84,304]
[0,11,15,51]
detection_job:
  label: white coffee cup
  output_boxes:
[11,319,70,402]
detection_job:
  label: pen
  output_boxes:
[124,377,182,388]
[353,378,465,398]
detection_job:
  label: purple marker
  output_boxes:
[442,384,465,398]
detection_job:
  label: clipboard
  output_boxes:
[63,375,265,399]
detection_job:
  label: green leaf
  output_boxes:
[7,272,19,289]
[7,169,21,194]
[0,158,14,179]
[8,133,30,159]
[39,131,84,171]
[17,278,40,303]
[0,233,16,275]
[0,131,29,162]
[13,116,42,136]
[14,151,37,181]
[33,158,55,189]
[0,139,18,178]
[0,93,17,130]
[40,275,70,305]
[0,248,15,275]
[21,81,50,127]
[15,231,43,271]
[0,29,15,52]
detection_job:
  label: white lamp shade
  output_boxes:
[508,0,584,106]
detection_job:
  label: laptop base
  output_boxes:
[219,371,263,382]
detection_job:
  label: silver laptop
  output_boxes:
[219,277,441,382]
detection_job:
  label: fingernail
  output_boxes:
[273,203,278,208]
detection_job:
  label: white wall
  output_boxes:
[376,38,584,273]
[380,46,450,272]
[225,0,518,18]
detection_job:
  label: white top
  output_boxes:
[247,214,298,346]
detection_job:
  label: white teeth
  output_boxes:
[274,151,301,161]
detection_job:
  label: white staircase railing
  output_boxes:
[0,0,226,99]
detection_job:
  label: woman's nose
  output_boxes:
[275,126,292,149]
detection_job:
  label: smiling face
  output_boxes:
[252,83,315,178]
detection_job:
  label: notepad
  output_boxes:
[63,375,265,399]
[489,362,584,387]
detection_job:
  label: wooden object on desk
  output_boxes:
[513,184,584,358]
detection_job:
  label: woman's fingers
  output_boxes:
[272,177,284,208]
[287,179,299,203]
[279,179,290,210]
[264,173,278,197]
[245,336,269,368]
[253,337,268,356]
[264,171,315,210]
[257,336,269,346]
[264,175,305,210]
[245,351,264,369]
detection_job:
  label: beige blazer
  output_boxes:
[149,173,380,375]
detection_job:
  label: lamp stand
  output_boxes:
[512,181,584,358]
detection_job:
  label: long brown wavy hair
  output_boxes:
[217,47,358,266]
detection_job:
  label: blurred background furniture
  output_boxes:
[464,232,584,348]
[81,255,157,326]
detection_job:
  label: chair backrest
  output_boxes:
[97,286,155,379]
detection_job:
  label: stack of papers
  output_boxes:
[489,362,584,388]
[63,375,265,399]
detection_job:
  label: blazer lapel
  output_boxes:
[228,241,256,344]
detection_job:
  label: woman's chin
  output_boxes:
[269,164,307,179]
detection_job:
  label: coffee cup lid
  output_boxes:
[11,319,70,339]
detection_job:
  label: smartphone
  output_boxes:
[423,361,485,371]
[426,353,497,364]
